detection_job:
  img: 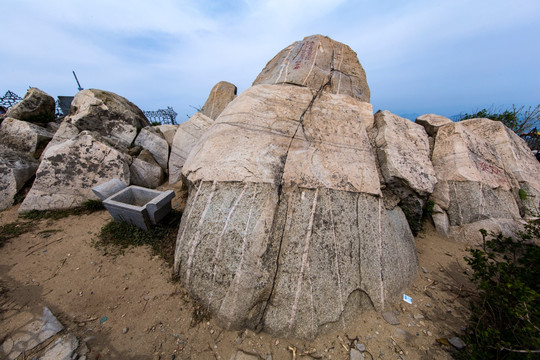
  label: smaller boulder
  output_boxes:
[129,150,165,189]
[0,117,54,157]
[415,114,453,137]
[5,87,55,123]
[65,89,150,148]
[134,127,169,169]
[200,81,237,120]
[168,112,214,184]
[19,131,130,212]
[369,110,437,233]
[0,146,40,210]
[154,124,179,147]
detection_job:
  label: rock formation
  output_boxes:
[168,112,214,184]
[0,117,54,157]
[47,89,149,151]
[428,118,540,244]
[173,35,418,339]
[5,87,55,123]
[15,89,171,211]
[253,35,370,102]
[168,81,238,184]
[130,149,165,189]
[134,127,169,169]
[0,146,40,210]
[19,132,130,212]
[369,111,437,233]
[200,81,237,120]
[154,124,178,147]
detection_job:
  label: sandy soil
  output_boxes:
[0,199,475,360]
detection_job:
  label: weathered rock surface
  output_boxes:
[201,81,237,120]
[5,87,55,123]
[253,34,370,102]
[130,149,165,188]
[19,131,130,212]
[134,126,169,169]
[415,114,453,137]
[0,146,40,210]
[430,118,540,243]
[0,117,54,157]
[168,112,214,184]
[175,36,417,339]
[154,124,178,147]
[52,89,149,149]
[369,111,437,232]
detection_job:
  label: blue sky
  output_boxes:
[2,0,539,122]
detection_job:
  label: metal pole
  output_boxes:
[72,71,83,92]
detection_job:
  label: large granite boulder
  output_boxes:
[0,117,54,157]
[48,89,149,150]
[430,118,540,243]
[369,111,437,233]
[130,149,165,189]
[253,34,370,102]
[134,127,169,169]
[168,112,214,184]
[200,81,237,120]
[5,87,55,123]
[19,131,130,212]
[0,146,40,210]
[174,35,417,339]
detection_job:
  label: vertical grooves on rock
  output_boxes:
[275,47,294,84]
[377,197,386,309]
[226,184,257,328]
[327,189,345,327]
[287,187,319,334]
[210,182,249,301]
[306,260,316,336]
[257,189,293,328]
[185,180,217,287]
[174,180,204,273]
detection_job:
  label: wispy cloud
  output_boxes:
[2,0,539,119]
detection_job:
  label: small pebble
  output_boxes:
[449,337,466,350]
[356,343,366,352]
[349,348,364,360]
[425,303,431,308]
[123,327,129,334]
[421,267,428,273]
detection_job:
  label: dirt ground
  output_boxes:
[0,197,475,360]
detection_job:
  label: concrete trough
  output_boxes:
[102,185,175,231]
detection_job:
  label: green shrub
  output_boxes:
[459,104,539,134]
[459,219,540,359]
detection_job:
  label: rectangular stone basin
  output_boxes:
[102,186,175,231]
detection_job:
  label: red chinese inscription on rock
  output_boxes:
[293,41,315,70]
